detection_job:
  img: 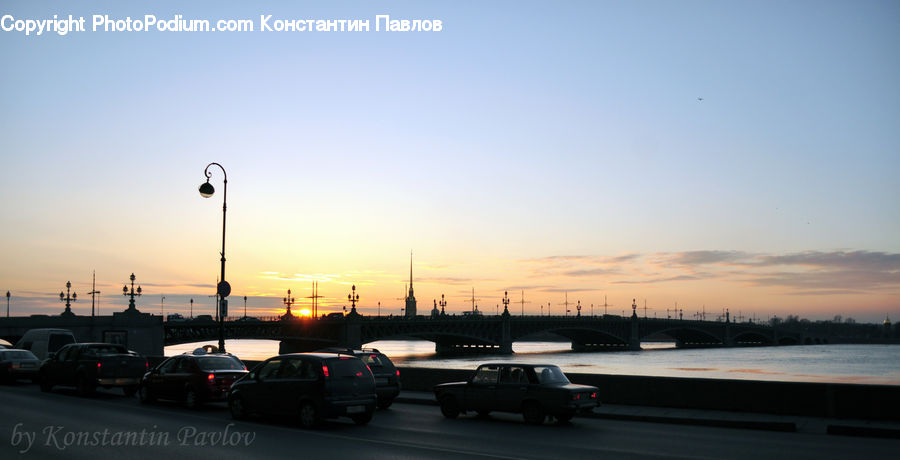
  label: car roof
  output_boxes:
[478,363,556,368]
[276,352,354,360]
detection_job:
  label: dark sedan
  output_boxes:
[139,351,247,408]
[434,363,600,424]
[0,349,41,383]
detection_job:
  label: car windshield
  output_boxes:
[1,350,37,360]
[534,366,569,384]
[197,356,244,371]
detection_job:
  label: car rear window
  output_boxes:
[197,356,244,371]
[359,353,394,371]
[2,350,37,360]
[326,357,370,378]
[48,334,75,352]
[84,345,128,355]
[534,366,569,384]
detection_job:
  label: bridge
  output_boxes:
[164,311,816,355]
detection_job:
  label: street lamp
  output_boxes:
[199,162,230,353]
[59,281,77,316]
[502,291,510,315]
[123,273,142,310]
[283,289,295,318]
[5,291,9,318]
[348,285,359,315]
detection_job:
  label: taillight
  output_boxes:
[355,372,363,377]
[207,373,215,381]
[590,392,597,399]
[97,362,102,369]
[145,361,149,370]
[572,393,581,401]
[322,365,330,378]
[396,370,400,376]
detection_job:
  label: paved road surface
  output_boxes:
[0,383,895,459]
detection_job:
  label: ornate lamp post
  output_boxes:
[576,300,582,318]
[502,291,510,315]
[283,289,295,318]
[199,162,229,353]
[348,285,359,315]
[439,294,447,316]
[59,281,77,316]
[123,273,142,311]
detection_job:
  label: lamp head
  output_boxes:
[198,181,215,198]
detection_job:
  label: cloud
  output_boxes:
[612,275,701,285]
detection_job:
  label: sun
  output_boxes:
[299,308,312,317]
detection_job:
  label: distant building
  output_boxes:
[405,253,416,317]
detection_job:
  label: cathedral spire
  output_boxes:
[409,251,414,297]
[405,251,416,317]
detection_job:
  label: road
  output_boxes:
[0,383,895,459]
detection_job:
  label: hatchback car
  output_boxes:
[228,353,376,428]
[139,350,247,408]
[0,349,41,383]
[318,347,400,408]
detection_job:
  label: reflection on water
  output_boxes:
[165,340,900,385]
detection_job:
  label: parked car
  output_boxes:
[139,350,247,408]
[228,352,376,428]
[39,343,147,396]
[14,328,76,361]
[433,363,600,424]
[166,313,186,322]
[317,347,400,409]
[0,349,41,383]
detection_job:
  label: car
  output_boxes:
[39,343,147,396]
[139,349,248,408]
[317,347,401,409]
[228,352,376,428]
[433,363,600,424]
[0,349,41,383]
[14,328,76,361]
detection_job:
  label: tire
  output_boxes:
[522,401,546,425]
[139,385,155,404]
[76,373,95,396]
[184,388,198,409]
[229,396,246,420]
[298,402,321,429]
[123,385,138,397]
[440,396,460,419]
[377,398,394,410]
[351,410,374,425]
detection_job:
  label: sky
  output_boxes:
[1,1,898,323]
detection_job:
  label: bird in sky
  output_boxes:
[697,97,704,102]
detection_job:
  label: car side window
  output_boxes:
[55,345,72,361]
[500,366,528,384]
[471,365,500,384]
[176,358,193,373]
[158,358,178,374]
[258,359,282,380]
[278,358,303,379]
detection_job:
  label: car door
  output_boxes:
[495,365,531,412]
[57,345,80,385]
[464,365,499,412]
[149,357,177,398]
[43,344,72,384]
[268,357,311,416]
[171,357,194,398]
[249,359,283,415]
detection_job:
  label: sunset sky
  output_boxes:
[1,1,898,323]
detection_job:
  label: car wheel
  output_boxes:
[76,373,95,396]
[440,396,460,419]
[184,388,198,409]
[351,410,374,425]
[139,385,155,404]
[522,401,546,425]
[229,396,246,420]
[123,385,138,397]
[298,402,321,429]
[377,398,393,410]
[556,411,574,423]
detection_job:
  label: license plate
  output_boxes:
[375,377,388,385]
[115,378,137,385]
[346,405,365,414]
[20,363,34,368]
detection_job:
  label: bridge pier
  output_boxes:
[628,312,641,350]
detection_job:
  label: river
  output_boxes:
[165,339,900,385]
